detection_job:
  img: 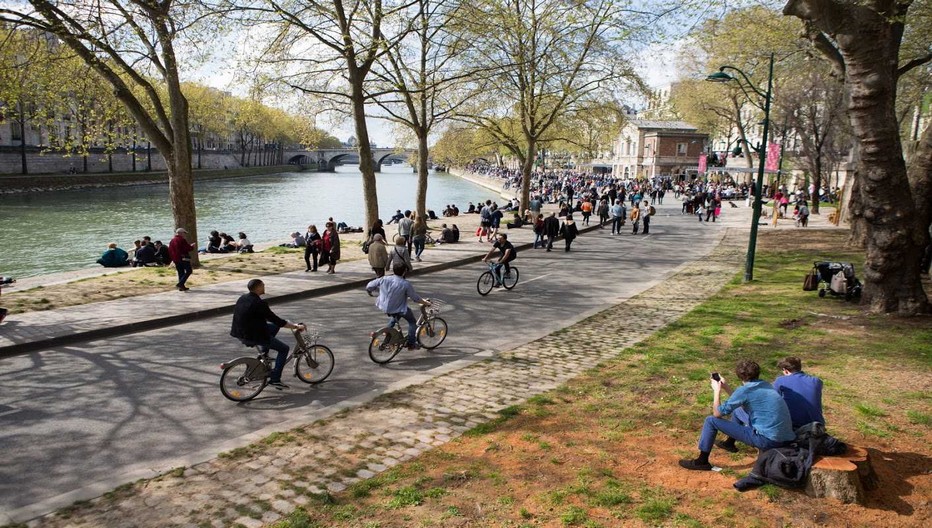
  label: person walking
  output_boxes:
[610,200,626,235]
[560,215,579,252]
[168,228,196,291]
[543,212,560,252]
[323,222,340,274]
[642,200,652,234]
[411,215,428,262]
[304,224,321,272]
[367,234,389,277]
[630,203,641,235]
[386,236,413,276]
[397,210,414,253]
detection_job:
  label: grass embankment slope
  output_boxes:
[272,230,931,528]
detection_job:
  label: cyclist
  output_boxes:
[366,263,431,350]
[482,233,517,287]
[230,279,305,389]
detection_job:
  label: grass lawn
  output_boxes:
[268,230,931,528]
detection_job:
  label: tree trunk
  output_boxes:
[520,138,536,217]
[416,132,429,220]
[908,120,932,255]
[811,156,822,214]
[351,81,380,229]
[18,109,27,175]
[785,0,928,314]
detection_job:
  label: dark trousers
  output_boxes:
[304,248,318,271]
[243,323,289,383]
[564,238,574,252]
[643,217,650,234]
[175,259,192,287]
[612,217,622,234]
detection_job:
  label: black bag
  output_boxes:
[361,239,370,254]
[318,250,330,266]
[803,268,819,291]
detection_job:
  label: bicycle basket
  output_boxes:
[426,298,447,315]
[293,323,322,351]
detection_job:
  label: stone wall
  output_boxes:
[0,148,261,176]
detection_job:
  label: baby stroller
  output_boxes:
[812,261,862,301]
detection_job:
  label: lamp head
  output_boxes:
[706,71,734,83]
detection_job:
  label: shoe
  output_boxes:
[678,459,713,471]
[177,286,190,291]
[268,380,289,390]
[415,257,422,262]
[305,268,311,272]
[716,440,739,453]
[406,343,421,350]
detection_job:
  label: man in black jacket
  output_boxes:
[230,279,305,389]
[543,212,561,252]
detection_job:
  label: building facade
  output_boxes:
[612,119,709,180]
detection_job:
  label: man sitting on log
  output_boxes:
[679,359,796,471]
[716,356,824,453]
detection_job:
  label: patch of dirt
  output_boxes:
[779,318,806,329]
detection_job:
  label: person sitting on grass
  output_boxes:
[97,242,130,267]
[679,359,795,471]
[132,239,157,267]
[153,240,170,265]
[237,232,254,253]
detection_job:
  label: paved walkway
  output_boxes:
[13,225,754,528]
[1,181,847,525]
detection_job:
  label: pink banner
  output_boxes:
[765,142,780,172]
[698,153,707,174]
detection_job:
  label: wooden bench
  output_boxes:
[806,445,877,504]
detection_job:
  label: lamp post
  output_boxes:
[707,53,774,282]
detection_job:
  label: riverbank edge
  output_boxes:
[2,167,509,289]
[0,165,306,195]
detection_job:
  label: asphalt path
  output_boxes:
[0,204,724,517]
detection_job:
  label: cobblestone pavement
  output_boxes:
[22,227,748,528]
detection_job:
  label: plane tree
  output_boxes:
[783,0,931,314]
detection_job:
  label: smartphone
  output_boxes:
[710,372,721,381]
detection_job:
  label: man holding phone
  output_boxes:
[679,359,795,471]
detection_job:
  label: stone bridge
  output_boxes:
[283,147,414,172]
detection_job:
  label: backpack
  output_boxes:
[649,205,656,216]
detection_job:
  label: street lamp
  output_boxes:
[706,53,774,282]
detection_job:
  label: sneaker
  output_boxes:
[678,458,713,471]
[268,380,290,390]
[715,440,739,453]
[406,343,421,350]
[177,286,190,291]
[415,257,422,262]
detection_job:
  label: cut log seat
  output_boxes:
[806,445,877,504]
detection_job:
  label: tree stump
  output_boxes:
[806,445,877,504]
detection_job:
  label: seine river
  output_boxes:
[0,165,498,279]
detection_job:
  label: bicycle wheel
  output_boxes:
[220,358,269,402]
[294,345,335,384]
[502,267,520,290]
[417,317,448,349]
[369,329,402,364]
[477,271,495,296]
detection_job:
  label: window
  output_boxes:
[677,143,687,155]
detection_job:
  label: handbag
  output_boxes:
[803,268,819,291]
[362,239,371,254]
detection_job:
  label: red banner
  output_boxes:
[765,142,780,172]
[698,153,707,174]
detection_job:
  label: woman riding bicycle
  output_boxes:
[481,233,517,287]
[366,263,431,350]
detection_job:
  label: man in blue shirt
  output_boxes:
[717,356,825,453]
[774,356,824,428]
[680,359,795,471]
[366,263,430,349]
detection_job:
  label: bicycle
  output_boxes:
[220,324,335,402]
[368,299,448,364]
[477,261,519,296]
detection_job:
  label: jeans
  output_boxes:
[643,217,650,234]
[175,259,192,287]
[491,262,512,284]
[698,415,787,453]
[533,232,544,248]
[389,308,418,346]
[413,237,426,258]
[611,217,622,233]
[242,323,290,382]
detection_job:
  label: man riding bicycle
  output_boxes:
[230,279,305,389]
[482,233,517,287]
[366,263,431,350]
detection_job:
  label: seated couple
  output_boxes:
[679,356,824,471]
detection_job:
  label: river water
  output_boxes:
[0,165,497,279]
